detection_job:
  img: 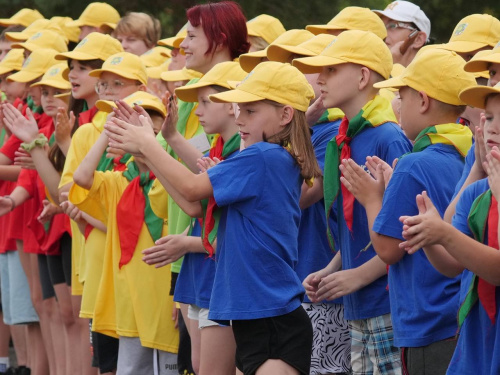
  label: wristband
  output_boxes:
[3,196,15,211]
[20,134,48,152]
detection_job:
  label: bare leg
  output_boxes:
[0,313,10,371]
[17,243,49,375]
[199,325,236,375]
[10,325,28,367]
[180,304,200,375]
[54,283,81,375]
[255,360,300,375]
[72,295,96,375]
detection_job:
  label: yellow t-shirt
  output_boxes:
[69,171,178,352]
[59,110,109,311]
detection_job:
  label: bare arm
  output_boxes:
[299,177,324,209]
[29,147,63,204]
[73,131,108,190]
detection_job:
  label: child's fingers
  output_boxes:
[155,235,172,245]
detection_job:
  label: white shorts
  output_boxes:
[187,304,220,329]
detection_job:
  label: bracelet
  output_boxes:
[3,195,15,211]
[20,134,48,152]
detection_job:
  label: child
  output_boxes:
[294,29,411,374]
[113,12,161,56]
[68,2,121,41]
[69,92,178,375]
[105,61,320,375]
[246,14,286,52]
[58,49,145,375]
[149,61,247,375]
[399,81,500,375]
[339,48,476,374]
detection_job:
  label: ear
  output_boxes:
[225,102,235,116]
[279,105,294,127]
[358,67,371,90]
[417,91,431,114]
[412,31,427,49]
[138,84,148,92]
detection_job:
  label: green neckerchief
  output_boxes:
[122,161,163,243]
[459,189,491,327]
[0,128,6,147]
[97,150,131,172]
[323,95,396,249]
[27,96,43,114]
[411,123,472,156]
[315,108,344,125]
[166,78,200,159]
[199,132,241,256]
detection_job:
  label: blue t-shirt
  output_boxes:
[335,122,411,320]
[207,142,304,321]
[452,142,475,199]
[173,150,239,309]
[297,120,342,304]
[373,144,463,347]
[447,178,500,375]
[173,220,215,308]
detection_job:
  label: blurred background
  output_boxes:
[0,0,498,45]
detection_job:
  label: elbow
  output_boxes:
[73,171,91,190]
[184,183,201,202]
[376,250,403,266]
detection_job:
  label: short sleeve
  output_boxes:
[452,181,483,237]
[0,135,22,161]
[59,125,93,188]
[207,146,264,207]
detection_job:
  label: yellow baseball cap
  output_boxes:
[209,62,314,112]
[5,19,51,42]
[0,9,44,27]
[175,61,248,103]
[158,23,188,49]
[140,47,171,68]
[96,91,166,117]
[0,49,25,75]
[459,81,500,109]
[11,30,68,53]
[8,48,59,83]
[30,63,71,90]
[267,34,336,63]
[441,14,500,54]
[50,17,81,43]
[293,30,393,79]
[160,67,203,82]
[464,44,500,73]
[306,7,387,39]
[147,59,171,80]
[56,32,123,62]
[69,2,120,29]
[239,29,315,72]
[246,14,286,44]
[374,48,476,106]
[89,52,148,85]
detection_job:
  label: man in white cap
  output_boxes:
[373,0,431,66]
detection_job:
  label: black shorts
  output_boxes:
[91,327,119,373]
[60,232,72,286]
[38,254,55,300]
[232,306,313,375]
[169,271,178,296]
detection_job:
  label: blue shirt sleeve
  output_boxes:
[452,143,475,200]
[451,178,488,237]
[207,145,264,207]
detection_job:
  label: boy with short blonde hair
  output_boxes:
[340,47,476,373]
[295,29,411,374]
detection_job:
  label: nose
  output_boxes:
[317,71,326,86]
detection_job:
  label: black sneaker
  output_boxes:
[3,367,17,375]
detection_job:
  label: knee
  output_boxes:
[59,304,75,326]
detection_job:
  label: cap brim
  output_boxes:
[464,53,500,73]
[56,50,99,61]
[372,10,413,24]
[8,70,41,83]
[146,66,163,79]
[239,51,268,72]
[373,76,406,90]
[175,81,214,102]
[89,68,138,82]
[160,69,198,82]
[267,45,314,63]
[5,32,29,42]
[459,86,500,109]
[54,92,71,99]
[441,41,489,54]
[95,99,116,113]
[209,88,265,105]
[158,36,183,49]
[0,20,21,27]
[0,66,17,75]
[31,80,71,90]
[292,55,345,74]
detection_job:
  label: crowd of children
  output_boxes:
[0,1,499,375]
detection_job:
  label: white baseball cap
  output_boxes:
[373,1,431,39]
